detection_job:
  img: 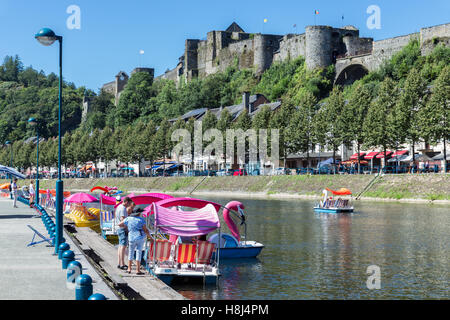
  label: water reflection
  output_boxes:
[174,196,449,300]
[86,194,449,299]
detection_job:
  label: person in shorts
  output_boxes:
[29,180,35,208]
[119,207,150,275]
[12,178,18,208]
[116,196,134,270]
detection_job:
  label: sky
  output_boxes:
[1,0,449,92]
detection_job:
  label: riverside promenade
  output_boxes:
[0,197,118,300]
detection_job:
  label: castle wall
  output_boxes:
[421,22,450,43]
[420,22,450,55]
[156,66,179,83]
[196,40,208,78]
[150,22,450,87]
[342,36,373,57]
[368,32,420,71]
[273,34,306,62]
[101,81,115,94]
[228,38,254,70]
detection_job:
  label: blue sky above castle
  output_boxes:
[1,0,449,91]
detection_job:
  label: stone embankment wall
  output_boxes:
[12,174,449,202]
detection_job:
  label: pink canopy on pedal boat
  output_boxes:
[102,193,173,207]
[100,194,117,205]
[114,194,172,208]
[142,197,222,217]
[153,203,220,237]
[139,192,173,200]
[64,193,99,203]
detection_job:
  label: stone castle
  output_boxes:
[99,21,450,106]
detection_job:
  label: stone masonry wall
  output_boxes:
[273,34,306,62]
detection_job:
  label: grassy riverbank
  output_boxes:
[5,173,449,202]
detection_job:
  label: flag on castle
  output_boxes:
[314,10,319,15]
[139,50,144,55]
[263,18,268,23]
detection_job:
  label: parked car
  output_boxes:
[272,167,290,175]
[233,169,247,176]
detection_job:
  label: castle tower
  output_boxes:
[81,96,91,123]
[131,67,154,78]
[185,39,200,81]
[305,26,334,69]
[114,71,129,105]
[253,34,282,74]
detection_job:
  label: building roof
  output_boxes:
[173,94,276,123]
[225,22,245,33]
[249,101,282,118]
[169,108,208,122]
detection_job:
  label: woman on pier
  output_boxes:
[119,207,151,275]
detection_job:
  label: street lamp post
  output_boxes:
[5,140,13,199]
[28,118,40,205]
[35,28,64,254]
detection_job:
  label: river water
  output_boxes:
[168,196,449,300]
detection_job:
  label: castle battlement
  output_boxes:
[104,21,450,100]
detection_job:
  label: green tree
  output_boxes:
[62,131,74,168]
[315,87,346,173]
[286,92,318,169]
[342,83,373,173]
[153,119,171,175]
[129,121,148,176]
[394,68,428,163]
[97,126,114,176]
[142,121,157,176]
[114,72,155,126]
[0,55,23,82]
[269,104,295,168]
[363,78,399,168]
[420,66,449,171]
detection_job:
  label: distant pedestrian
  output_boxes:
[115,196,134,270]
[29,180,35,208]
[12,178,18,208]
[118,207,150,275]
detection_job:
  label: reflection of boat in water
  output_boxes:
[146,198,264,259]
[314,188,354,213]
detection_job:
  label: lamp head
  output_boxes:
[28,117,38,126]
[5,140,11,146]
[35,28,58,46]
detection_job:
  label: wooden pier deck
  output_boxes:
[67,224,186,300]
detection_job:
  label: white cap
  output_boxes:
[116,196,121,201]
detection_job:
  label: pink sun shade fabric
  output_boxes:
[64,193,98,203]
[153,203,220,237]
[139,192,174,200]
[101,194,117,205]
[142,197,222,217]
[114,195,167,208]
